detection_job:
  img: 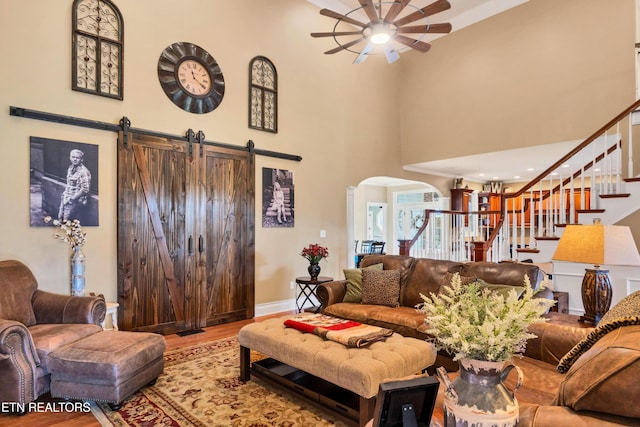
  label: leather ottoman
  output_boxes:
[48,330,165,406]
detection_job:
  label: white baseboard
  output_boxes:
[255,299,296,317]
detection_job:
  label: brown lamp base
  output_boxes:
[578,268,611,325]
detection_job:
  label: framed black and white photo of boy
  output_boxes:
[262,167,294,228]
[30,136,99,227]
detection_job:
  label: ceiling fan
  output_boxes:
[311,0,452,64]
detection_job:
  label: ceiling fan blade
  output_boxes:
[324,37,365,54]
[384,46,400,64]
[394,0,451,27]
[353,42,373,64]
[398,23,452,34]
[394,34,431,53]
[320,8,367,27]
[311,31,363,38]
[358,0,380,23]
[384,0,411,23]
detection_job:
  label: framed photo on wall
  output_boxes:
[262,167,294,228]
[30,136,99,227]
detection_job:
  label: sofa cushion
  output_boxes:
[342,263,384,303]
[558,290,640,373]
[402,259,464,307]
[554,325,640,419]
[29,323,103,373]
[0,260,38,326]
[475,280,525,299]
[361,269,401,307]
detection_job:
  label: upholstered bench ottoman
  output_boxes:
[238,315,436,426]
[48,330,165,407]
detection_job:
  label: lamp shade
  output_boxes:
[552,225,640,266]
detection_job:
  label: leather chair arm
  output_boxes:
[32,290,106,326]
[524,320,593,364]
[316,280,348,310]
[519,403,638,426]
[0,319,40,404]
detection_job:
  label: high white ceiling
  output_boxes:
[307,1,587,187]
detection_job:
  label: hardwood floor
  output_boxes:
[0,311,294,427]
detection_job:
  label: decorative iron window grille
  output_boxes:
[72,0,124,100]
[249,56,277,133]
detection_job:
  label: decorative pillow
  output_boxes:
[361,269,401,307]
[475,279,525,299]
[557,290,640,373]
[342,263,383,303]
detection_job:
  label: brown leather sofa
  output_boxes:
[317,254,548,340]
[316,254,549,371]
[0,259,106,406]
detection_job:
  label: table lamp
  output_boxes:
[552,224,640,324]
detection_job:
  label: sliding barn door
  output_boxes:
[196,145,255,326]
[117,131,255,334]
[117,132,195,334]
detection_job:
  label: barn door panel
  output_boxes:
[197,145,255,327]
[117,132,195,334]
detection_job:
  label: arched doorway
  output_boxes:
[346,177,444,267]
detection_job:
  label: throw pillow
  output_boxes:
[361,269,401,307]
[342,263,384,303]
[475,279,525,299]
[557,290,640,373]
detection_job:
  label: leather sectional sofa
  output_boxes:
[317,254,640,425]
[316,254,549,341]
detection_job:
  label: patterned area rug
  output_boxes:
[91,336,349,426]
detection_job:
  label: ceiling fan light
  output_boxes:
[370,24,391,44]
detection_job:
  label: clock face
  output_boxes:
[158,42,225,114]
[177,59,212,96]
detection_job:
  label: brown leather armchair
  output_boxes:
[0,260,106,406]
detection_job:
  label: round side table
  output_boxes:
[295,276,333,313]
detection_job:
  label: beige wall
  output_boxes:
[1,0,638,311]
[400,0,636,165]
[0,0,418,306]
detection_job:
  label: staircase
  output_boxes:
[399,98,640,312]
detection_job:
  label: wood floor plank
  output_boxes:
[0,311,294,427]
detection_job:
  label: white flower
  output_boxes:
[416,273,555,362]
[44,216,86,249]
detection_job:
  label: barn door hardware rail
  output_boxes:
[9,106,302,162]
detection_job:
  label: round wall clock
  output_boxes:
[157,42,225,114]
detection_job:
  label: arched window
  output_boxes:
[249,56,277,133]
[72,0,124,99]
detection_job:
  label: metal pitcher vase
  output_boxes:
[436,358,523,427]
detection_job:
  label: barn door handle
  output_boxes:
[198,235,204,253]
[188,236,193,254]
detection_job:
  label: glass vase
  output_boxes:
[70,246,86,297]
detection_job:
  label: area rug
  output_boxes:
[91,336,349,426]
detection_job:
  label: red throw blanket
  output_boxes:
[284,314,394,348]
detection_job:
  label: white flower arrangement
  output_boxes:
[416,273,555,362]
[44,216,86,249]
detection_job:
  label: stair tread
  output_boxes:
[576,209,605,213]
[600,193,630,198]
[516,248,540,253]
